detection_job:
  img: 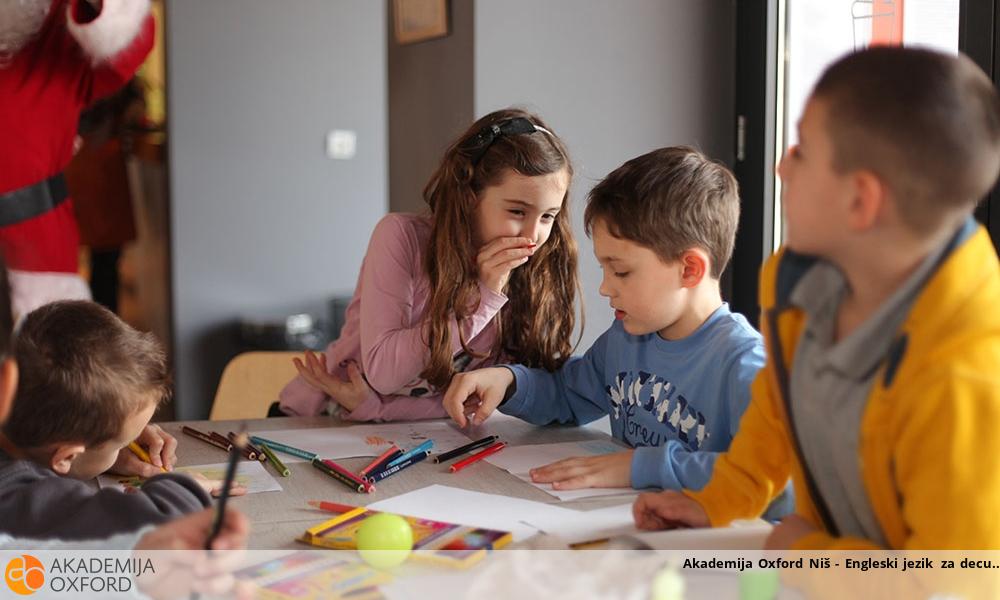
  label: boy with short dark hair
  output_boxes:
[634,47,1000,550]
[0,261,249,593]
[444,147,791,518]
[0,300,231,539]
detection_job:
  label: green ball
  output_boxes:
[650,566,685,600]
[739,569,780,600]
[356,513,413,569]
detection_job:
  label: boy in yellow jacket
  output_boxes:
[633,46,1000,550]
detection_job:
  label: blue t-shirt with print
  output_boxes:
[501,304,793,519]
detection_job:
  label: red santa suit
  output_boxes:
[0,0,154,317]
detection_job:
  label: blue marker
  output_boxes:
[386,439,434,468]
[249,436,317,461]
[368,451,431,483]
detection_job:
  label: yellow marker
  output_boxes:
[260,443,291,477]
[128,441,167,473]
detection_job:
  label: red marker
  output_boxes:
[449,441,507,473]
[307,500,357,514]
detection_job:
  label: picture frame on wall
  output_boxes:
[393,0,449,45]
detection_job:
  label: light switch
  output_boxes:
[326,129,357,160]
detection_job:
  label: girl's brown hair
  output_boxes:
[420,108,580,389]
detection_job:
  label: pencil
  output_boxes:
[386,440,433,468]
[127,441,167,473]
[367,450,430,483]
[432,435,498,463]
[311,458,372,493]
[259,443,290,477]
[205,430,246,550]
[449,441,507,473]
[181,426,231,452]
[307,500,358,514]
[225,432,257,460]
[358,445,400,478]
[249,435,317,461]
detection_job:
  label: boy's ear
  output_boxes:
[0,358,18,425]
[50,443,87,475]
[849,169,887,231]
[679,249,710,289]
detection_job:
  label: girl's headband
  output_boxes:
[460,117,553,166]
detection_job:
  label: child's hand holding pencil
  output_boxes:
[112,424,179,477]
[133,507,252,599]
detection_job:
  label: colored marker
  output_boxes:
[223,432,257,460]
[127,441,167,473]
[386,440,433,468]
[209,431,234,451]
[367,450,430,483]
[307,500,358,514]
[312,458,372,493]
[249,435,317,461]
[259,444,290,477]
[359,446,401,478]
[182,426,231,452]
[320,458,374,493]
[449,441,507,473]
[366,449,403,479]
[432,435,498,463]
[228,431,262,461]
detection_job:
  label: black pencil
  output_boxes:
[432,435,499,463]
[205,429,246,550]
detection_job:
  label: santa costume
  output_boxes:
[0,0,154,317]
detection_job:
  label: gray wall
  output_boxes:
[388,0,474,213]
[167,1,387,419]
[475,0,735,350]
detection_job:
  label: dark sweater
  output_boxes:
[0,448,210,539]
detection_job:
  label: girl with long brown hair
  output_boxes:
[278,108,580,420]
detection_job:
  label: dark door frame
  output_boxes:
[728,0,778,325]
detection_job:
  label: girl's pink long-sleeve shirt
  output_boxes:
[279,213,508,421]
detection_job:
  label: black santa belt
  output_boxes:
[0,173,69,228]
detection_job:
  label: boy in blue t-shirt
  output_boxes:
[444,146,792,517]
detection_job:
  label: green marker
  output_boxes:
[260,444,290,477]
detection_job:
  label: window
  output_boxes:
[772,0,961,250]
[730,0,973,323]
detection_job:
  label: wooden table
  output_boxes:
[161,414,630,549]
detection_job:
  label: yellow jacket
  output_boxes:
[689,221,1000,550]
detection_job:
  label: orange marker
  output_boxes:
[307,500,358,514]
[449,441,507,473]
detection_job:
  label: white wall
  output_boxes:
[475,0,735,349]
[167,0,387,418]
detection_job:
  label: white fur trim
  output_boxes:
[65,0,150,65]
[7,270,91,320]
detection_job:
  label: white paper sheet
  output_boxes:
[97,460,283,494]
[622,520,772,551]
[249,421,473,462]
[541,503,638,545]
[484,440,638,501]
[368,484,638,544]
